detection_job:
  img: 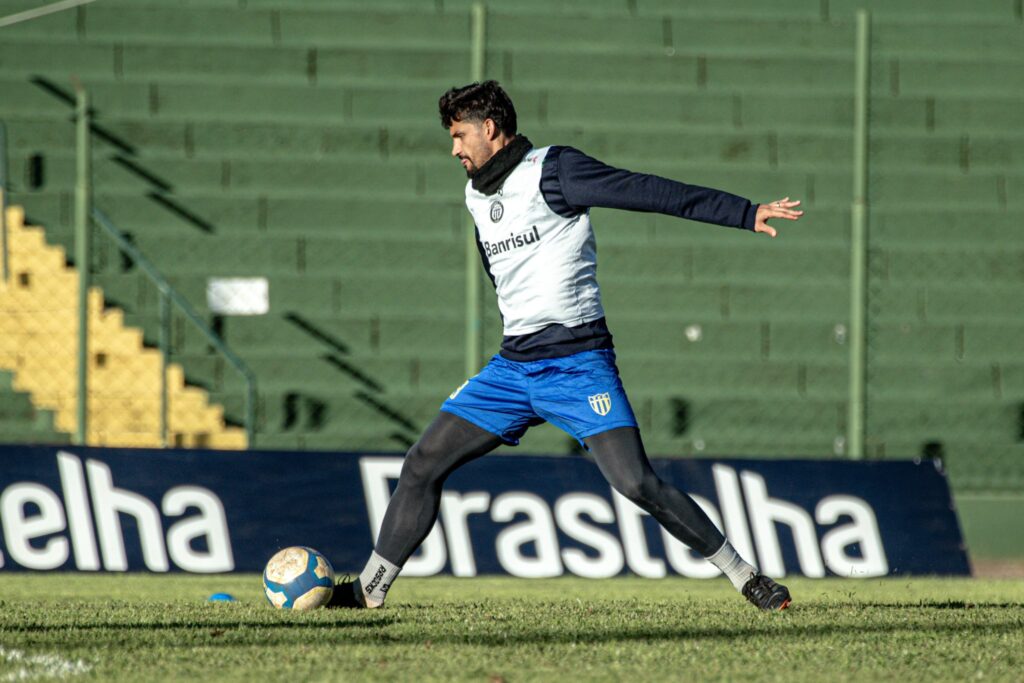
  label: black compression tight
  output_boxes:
[373,412,504,565]
[373,413,726,566]
[585,426,725,556]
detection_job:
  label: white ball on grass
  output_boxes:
[263,546,335,610]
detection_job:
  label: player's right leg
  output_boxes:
[332,355,536,608]
[330,411,504,608]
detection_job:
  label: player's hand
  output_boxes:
[754,197,803,238]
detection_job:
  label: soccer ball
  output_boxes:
[263,546,335,610]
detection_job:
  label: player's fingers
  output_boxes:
[755,223,778,237]
[766,208,801,221]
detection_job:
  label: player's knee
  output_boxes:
[399,443,442,489]
[612,471,661,507]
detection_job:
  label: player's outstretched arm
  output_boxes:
[754,197,804,238]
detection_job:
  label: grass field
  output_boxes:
[0,575,1022,682]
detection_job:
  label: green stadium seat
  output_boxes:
[871,209,1024,246]
[266,272,464,316]
[444,0,631,15]
[664,18,851,56]
[611,319,845,362]
[969,136,1024,170]
[872,171,1003,206]
[616,357,845,400]
[636,0,823,20]
[508,50,702,89]
[896,59,1024,97]
[883,246,1024,284]
[544,89,735,128]
[0,371,69,445]
[646,396,845,443]
[874,23,1024,59]
[81,5,275,45]
[1009,174,1024,208]
[120,43,308,83]
[276,9,469,49]
[961,324,1024,360]
[867,362,1001,400]
[701,55,873,93]
[869,399,1018,442]
[933,97,1024,133]
[489,13,664,50]
[0,41,115,80]
[601,279,848,321]
[827,0,1019,22]
[0,0,1019,481]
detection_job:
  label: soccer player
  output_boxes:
[332,80,804,611]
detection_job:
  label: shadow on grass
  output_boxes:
[6,610,1024,648]
[836,601,1024,610]
[4,614,398,634]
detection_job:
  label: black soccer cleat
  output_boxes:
[741,573,792,611]
[325,577,366,609]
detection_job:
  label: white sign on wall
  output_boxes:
[206,278,269,315]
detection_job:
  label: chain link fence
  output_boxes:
[0,3,1021,503]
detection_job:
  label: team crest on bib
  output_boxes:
[588,392,612,416]
[489,200,504,222]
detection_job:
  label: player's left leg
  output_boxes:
[331,354,535,609]
[585,427,791,610]
[328,412,505,609]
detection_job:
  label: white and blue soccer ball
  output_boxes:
[263,546,335,610]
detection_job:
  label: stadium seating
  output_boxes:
[0,203,246,448]
[0,368,67,445]
[0,0,1021,498]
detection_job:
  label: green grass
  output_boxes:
[0,575,1022,682]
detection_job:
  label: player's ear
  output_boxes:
[483,118,497,140]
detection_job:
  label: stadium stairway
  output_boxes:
[0,0,1020,482]
[0,201,246,448]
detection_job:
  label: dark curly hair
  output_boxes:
[438,80,517,136]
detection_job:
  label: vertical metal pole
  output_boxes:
[0,122,9,284]
[159,289,170,447]
[848,10,871,460]
[75,86,91,445]
[464,1,486,379]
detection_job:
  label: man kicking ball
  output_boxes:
[331,80,803,611]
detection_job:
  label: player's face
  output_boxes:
[449,119,493,174]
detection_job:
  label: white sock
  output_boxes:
[706,540,757,592]
[357,551,401,607]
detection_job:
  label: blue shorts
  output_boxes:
[441,349,638,446]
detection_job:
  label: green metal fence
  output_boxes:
[89,207,257,446]
[72,87,256,446]
[0,1,1020,481]
[0,90,257,448]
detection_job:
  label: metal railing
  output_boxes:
[75,85,90,443]
[0,87,257,447]
[90,208,258,447]
[68,86,256,446]
[1,121,9,284]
